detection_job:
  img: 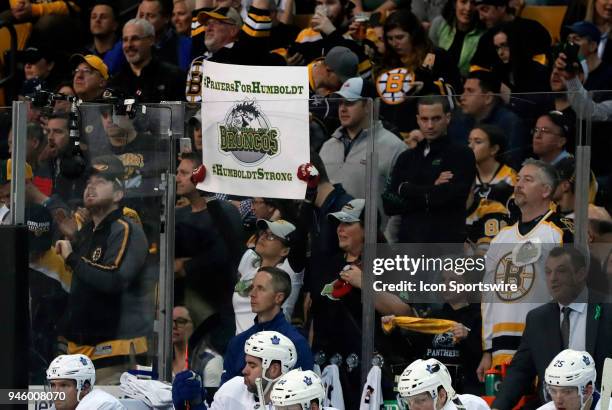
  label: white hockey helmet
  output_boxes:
[244,331,297,382]
[46,354,96,402]
[398,359,456,409]
[545,349,596,406]
[270,369,325,409]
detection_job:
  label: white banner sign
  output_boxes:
[198,61,309,199]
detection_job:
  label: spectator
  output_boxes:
[418,270,484,395]
[290,0,371,72]
[185,0,279,103]
[172,0,195,35]
[55,155,151,384]
[297,153,353,325]
[490,23,550,94]
[383,96,476,243]
[453,70,527,168]
[221,267,314,385]
[87,1,119,59]
[566,21,612,91]
[429,0,485,76]
[562,0,612,64]
[110,18,185,103]
[47,354,124,409]
[70,54,112,156]
[470,0,551,73]
[233,219,305,334]
[187,110,203,156]
[491,247,612,410]
[468,124,516,205]
[466,125,514,252]
[172,306,194,376]
[20,47,60,92]
[174,153,244,356]
[310,199,412,408]
[319,76,406,233]
[309,46,359,133]
[478,160,574,382]
[553,157,598,217]
[375,9,461,134]
[532,111,572,165]
[138,0,192,70]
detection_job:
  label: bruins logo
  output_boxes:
[376,68,416,105]
[494,252,535,301]
[91,247,103,262]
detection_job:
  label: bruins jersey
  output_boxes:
[466,199,512,254]
[481,209,573,367]
[473,164,516,206]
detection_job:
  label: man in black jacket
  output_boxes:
[110,18,185,103]
[55,155,151,384]
[492,246,612,410]
[383,96,476,243]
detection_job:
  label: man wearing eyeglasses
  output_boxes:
[532,112,571,166]
[109,18,185,103]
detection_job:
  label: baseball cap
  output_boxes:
[328,199,365,223]
[0,159,33,185]
[197,7,243,27]
[566,21,601,43]
[545,110,571,138]
[70,54,109,80]
[256,219,296,243]
[20,47,56,64]
[333,77,377,101]
[26,204,53,254]
[325,46,358,83]
[474,0,508,6]
[89,155,125,186]
[189,110,202,126]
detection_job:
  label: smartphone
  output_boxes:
[315,4,328,16]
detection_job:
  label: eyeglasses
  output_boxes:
[531,127,562,136]
[173,318,192,328]
[72,67,98,77]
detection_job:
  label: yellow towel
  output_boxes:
[382,316,456,334]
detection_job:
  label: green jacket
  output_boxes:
[429,16,484,77]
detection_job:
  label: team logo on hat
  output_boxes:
[91,247,103,262]
[303,376,312,386]
[93,164,109,172]
[218,100,280,166]
[80,357,88,366]
[426,363,440,374]
[271,335,280,345]
[376,68,420,105]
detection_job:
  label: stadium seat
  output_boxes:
[519,5,567,43]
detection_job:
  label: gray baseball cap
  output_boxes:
[328,199,365,223]
[256,219,296,242]
[325,46,358,83]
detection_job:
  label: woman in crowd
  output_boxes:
[309,199,413,409]
[172,306,194,376]
[468,124,516,206]
[429,0,485,77]
[466,125,515,252]
[232,218,306,334]
[489,24,550,94]
[374,9,461,135]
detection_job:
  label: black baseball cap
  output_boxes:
[89,155,125,187]
[26,204,53,254]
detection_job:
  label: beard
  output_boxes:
[245,377,269,394]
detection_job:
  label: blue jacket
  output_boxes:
[219,311,314,385]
